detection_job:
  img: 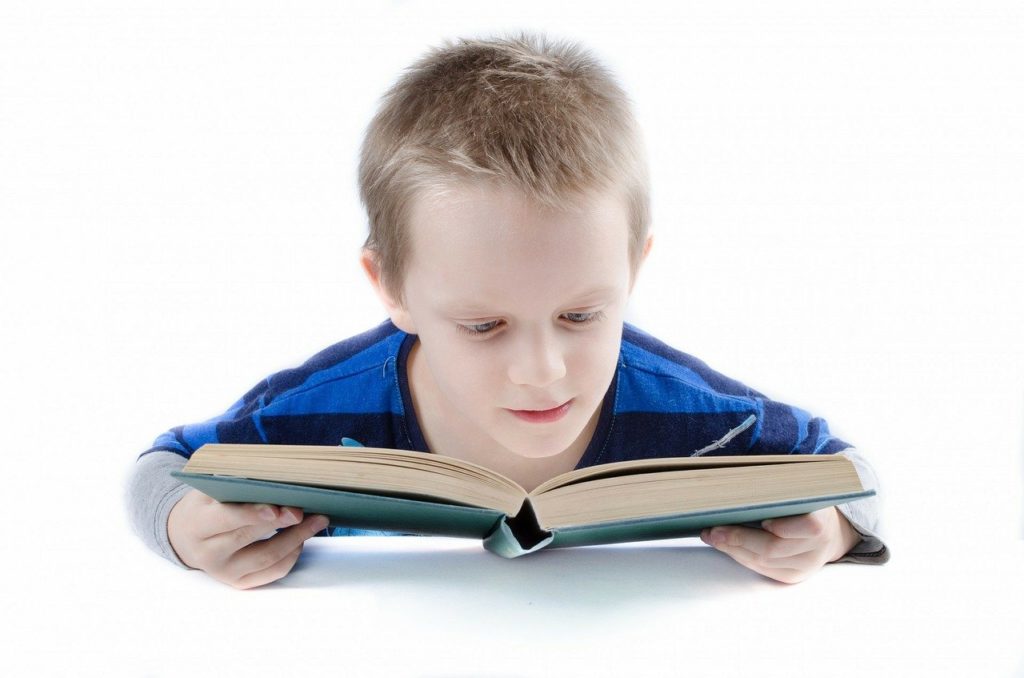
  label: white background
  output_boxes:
[1,1,1022,675]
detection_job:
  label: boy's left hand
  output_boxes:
[700,507,861,584]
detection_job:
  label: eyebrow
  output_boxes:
[565,285,620,302]
[442,285,620,315]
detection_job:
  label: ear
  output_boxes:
[359,249,417,334]
[628,233,654,294]
[641,232,654,264]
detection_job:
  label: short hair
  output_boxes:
[358,32,650,303]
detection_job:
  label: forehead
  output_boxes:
[404,183,632,310]
[407,182,631,259]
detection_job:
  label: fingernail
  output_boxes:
[258,506,276,520]
[312,516,329,532]
[281,508,301,525]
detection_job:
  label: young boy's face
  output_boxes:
[366,183,647,463]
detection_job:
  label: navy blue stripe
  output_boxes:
[259,413,413,450]
[214,415,266,446]
[599,410,759,462]
[139,447,189,460]
[573,367,619,467]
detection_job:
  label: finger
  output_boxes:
[196,500,294,537]
[232,544,304,590]
[753,564,812,585]
[222,514,329,583]
[206,505,305,556]
[703,537,764,573]
[703,525,810,560]
[703,537,814,584]
[761,509,832,540]
[703,526,821,569]
[704,525,772,552]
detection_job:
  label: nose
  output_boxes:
[506,329,567,388]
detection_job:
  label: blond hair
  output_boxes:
[358,32,650,302]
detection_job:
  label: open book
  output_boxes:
[172,443,873,558]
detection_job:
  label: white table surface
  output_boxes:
[8,528,1022,678]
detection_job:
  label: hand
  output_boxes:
[700,507,861,584]
[167,489,329,589]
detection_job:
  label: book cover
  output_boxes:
[171,470,874,558]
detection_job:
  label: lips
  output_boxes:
[507,399,573,423]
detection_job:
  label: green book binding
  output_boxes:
[540,491,873,550]
[171,472,506,539]
[171,466,874,559]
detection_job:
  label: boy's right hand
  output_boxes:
[167,489,329,589]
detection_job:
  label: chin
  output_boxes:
[501,429,584,459]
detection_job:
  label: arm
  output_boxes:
[701,506,862,584]
[126,336,396,585]
[125,450,193,567]
[127,450,328,588]
[830,446,889,564]
[700,377,890,580]
[167,487,328,589]
[700,446,888,583]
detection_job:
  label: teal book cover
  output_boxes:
[172,470,874,559]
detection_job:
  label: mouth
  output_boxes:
[507,399,574,424]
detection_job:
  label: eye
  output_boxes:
[562,311,604,325]
[457,320,502,336]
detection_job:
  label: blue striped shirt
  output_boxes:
[143,319,848,464]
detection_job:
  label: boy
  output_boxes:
[127,33,888,589]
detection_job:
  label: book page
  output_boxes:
[531,457,863,529]
[531,454,844,496]
[184,444,527,515]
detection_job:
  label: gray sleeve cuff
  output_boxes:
[832,447,891,565]
[124,450,194,569]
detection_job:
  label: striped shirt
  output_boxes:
[132,319,887,561]
[141,319,850,464]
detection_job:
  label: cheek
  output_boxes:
[570,329,621,381]
[434,345,499,402]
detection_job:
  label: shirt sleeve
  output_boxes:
[127,381,273,566]
[125,449,192,568]
[140,390,264,459]
[747,394,851,456]
[830,447,891,564]
[128,384,407,565]
[745,394,890,564]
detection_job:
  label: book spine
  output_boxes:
[482,518,553,558]
[481,499,553,558]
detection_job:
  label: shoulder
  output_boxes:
[618,323,760,406]
[606,324,850,459]
[584,324,762,462]
[242,320,407,412]
[150,320,414,454]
